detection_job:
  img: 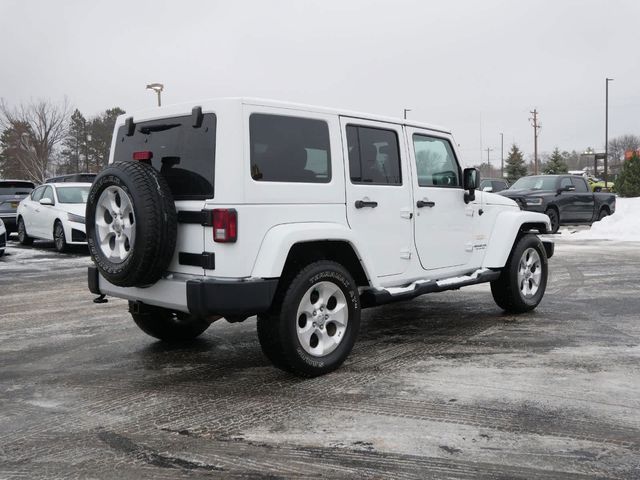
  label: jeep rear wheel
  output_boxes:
[257,261,360,377]
[85,161,177,287]
[491,234,548,313]
[129,302,211,342]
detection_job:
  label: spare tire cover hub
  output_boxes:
[95,185,136,264]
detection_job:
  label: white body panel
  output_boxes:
[340,117,414,278]
[101,98,552,310]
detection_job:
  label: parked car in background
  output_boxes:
[16,182,91,252]
[0,218,6,257]
[567,171,615,193]
[480,178,510,192]
[45,173,97,184]
[498,175,616,233]
[587,176,614,193]
[0,180,36,234]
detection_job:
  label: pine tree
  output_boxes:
[59,109,87,174]
[87,107,125,171]
[616,153,640,197]
[505,144,527,183]
[543,147,568,174]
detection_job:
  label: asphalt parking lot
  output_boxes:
[1,236,639,479]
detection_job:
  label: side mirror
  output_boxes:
[39,197,54,206]
[557,185,575,194]
[463,168,480,203]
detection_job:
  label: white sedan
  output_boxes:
[16,182,92,252]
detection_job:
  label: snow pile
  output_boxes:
[570,197,640,242]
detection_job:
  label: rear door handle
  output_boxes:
[355,200,378,209]
[416,200,435,208]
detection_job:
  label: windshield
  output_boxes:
[510,176,557,191]
[56,186,90,203]
[0,182,35,196]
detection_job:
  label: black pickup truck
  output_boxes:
[498,175,616,233]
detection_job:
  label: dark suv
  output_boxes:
[0,180,36,233]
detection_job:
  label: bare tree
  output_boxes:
[0,98,70,183]
[608,134,640,164]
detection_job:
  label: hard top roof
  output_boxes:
[121,97,452,135]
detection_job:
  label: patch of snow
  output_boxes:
[568,197,640,242]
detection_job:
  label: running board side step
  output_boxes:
[360,269,501,308]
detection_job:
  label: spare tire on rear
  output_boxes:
[86,161,177,287]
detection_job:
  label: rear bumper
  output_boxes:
[88,266,278,318]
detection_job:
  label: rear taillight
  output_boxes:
[133,151,153,161]
[212,209,237,243]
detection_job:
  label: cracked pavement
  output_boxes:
[0,237,639,479]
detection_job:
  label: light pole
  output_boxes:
[486,147,493,176]
[500,133,504,178]
[403,108,411,120]
[605,77,613,189]
[146,83,164,107]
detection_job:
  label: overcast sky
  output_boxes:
[1,0,638,165]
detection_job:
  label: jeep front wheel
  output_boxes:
[491,234,548,313]
[257,261,360,377]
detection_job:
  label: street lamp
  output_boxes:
[605,77,614,189]
[146,83,164,107]
[403,108,411,120]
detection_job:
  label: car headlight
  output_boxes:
[67,213,85,224]
[525,198,543,206]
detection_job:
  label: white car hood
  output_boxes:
[60,203,87,217]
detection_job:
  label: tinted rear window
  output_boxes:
[0,181,35,195]
[114,114,216,200]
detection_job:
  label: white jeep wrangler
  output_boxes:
[86,98,553,377]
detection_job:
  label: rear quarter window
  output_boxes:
[250,114,331,183]
[114,113,216,200]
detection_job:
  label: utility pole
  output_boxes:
[529,109,541,174]
[500,133,504,178]
[605,78,614,189]
[486,147,493,176]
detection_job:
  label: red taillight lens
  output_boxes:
[133,151,153,161]
[212,209,237,243]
